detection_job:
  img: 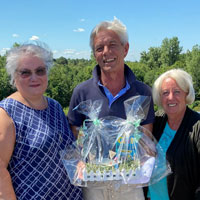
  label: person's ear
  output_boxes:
[124,42,129,58]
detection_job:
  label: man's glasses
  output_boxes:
[16,67,47,78]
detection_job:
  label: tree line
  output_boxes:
[1,37,200,111]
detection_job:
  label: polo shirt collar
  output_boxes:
[92,64,136,85]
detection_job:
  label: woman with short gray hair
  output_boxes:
[146,68,200,199]
[6,42,53,86]
[152,68,195,108]
[0,42,83,200]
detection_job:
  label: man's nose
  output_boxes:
[103,46,109,55]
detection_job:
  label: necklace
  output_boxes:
[23,95,47,110]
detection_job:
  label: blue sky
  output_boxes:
[1,0,200,61]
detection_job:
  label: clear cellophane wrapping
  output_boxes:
[61,95,171,189]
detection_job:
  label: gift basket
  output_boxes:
[61,95,171,188]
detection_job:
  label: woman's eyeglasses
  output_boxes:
[16,67,47,78]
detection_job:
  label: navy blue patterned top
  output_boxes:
[0,97,83,200]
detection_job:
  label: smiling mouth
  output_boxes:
[168,104,176,107]
[103,58,115,63]
[30,84,40,87]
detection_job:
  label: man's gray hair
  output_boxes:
[90,17,129,51]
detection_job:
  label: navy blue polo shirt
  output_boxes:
[67,64,155,127]
[98,79,130,108]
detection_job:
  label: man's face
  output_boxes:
[93,29,129,73]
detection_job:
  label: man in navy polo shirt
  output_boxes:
[67,17,155,200]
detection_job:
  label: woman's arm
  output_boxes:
[0,108,16,200]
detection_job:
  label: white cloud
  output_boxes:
[52,50,58,54]
[63,49,76,54]
[12,34,19,38]
[73,28,85,32]
[29,35,39,41]
[80,18,85,22]
[53,49,91,59]
[0,48,10,56]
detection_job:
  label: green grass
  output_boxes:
[63,107,69,115]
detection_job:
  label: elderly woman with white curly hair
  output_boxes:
[0,42,83,200]
[146,68,200,200]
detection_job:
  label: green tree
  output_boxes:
[144,65,176,88]
[46,64,72,107]
[0,55,6,68]
[90,52,97,66]
[160,37,182,66]
[144,69,158,87]
[55,56,68,65]
[140,47,162,69]
[0,68,15,100]
[13,42,20,48]
[185,45,200,98]
[126,61,150,82]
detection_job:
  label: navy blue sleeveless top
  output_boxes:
[0,98,83,200]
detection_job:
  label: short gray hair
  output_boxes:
[152,68,195,107]
[6,41,53,86]
[90,17,128,51]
